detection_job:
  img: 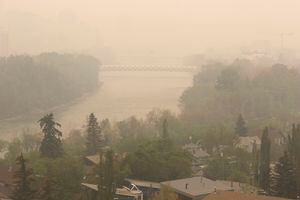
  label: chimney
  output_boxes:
[185,183,189,190]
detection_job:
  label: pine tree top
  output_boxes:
[235,114,248,137]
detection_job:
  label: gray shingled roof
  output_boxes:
[126,178,161,189]
[161,177,233,198]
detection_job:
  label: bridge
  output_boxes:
[100,65,198,72]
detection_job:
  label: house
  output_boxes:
[84,152,128,166]
[182,143,210,174]
[202,191,289,200]
[160,176,235,200]
[82,152,143,200]
[235,136,261,153]
[0,165,13,200]
[125,179,160,200]
[85,154,101,166]
[81,183,143,200]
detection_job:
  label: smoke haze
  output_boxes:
[0,0,300,62]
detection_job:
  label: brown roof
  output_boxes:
[203,191,290,200]
[85,155,100,165]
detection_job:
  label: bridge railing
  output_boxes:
[100,65,198,72]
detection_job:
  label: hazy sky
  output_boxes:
[1,0,300,60]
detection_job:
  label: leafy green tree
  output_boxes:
[159,119,173,151]
[270,151,297,199]
[101,119,116,146]
[124,139,191,182]
[204,147,252,182]
[0,139,8,153]
[21,130,42,153]
[259,127,271,193]
[11,153,35,200]
[181,62,300,126]
[37,156,84,200]
[215,67,241,91]
[86,113,104,155]
[63,129,85,156]
[235,114,247,137]
[38,176,56,200]
[0,54,99,120]
[5,138,22,165]
[39,113,63,158]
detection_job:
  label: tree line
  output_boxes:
[0,53,99,120]
[180,60,300,127]
[5,111,192,200]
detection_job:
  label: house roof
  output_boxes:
[85,151,126,166]
[161,176,233,198]
[85,155,101,165]
[125,179,161,189]
[215,180,244,192]
[182,143,210,158]
[81,183,141,197]
[81,183,98,191]
[237,136,261,145]
[203,191,289,200]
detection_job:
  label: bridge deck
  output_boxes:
[100,65,198,72]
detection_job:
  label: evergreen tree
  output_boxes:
[252,140,259,186]
[39,113,63,158]
[97,149,116,200]
[11,153,35,200]
[86,113,104,155]
[270,151,297,199]
[38,176,55,200]
[162,119,169,140]
[235,114,247,137]
[259,127,271,193]
[288,124,300,195]
[103,150,115,200]
[159,119,172,151]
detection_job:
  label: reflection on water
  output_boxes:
[59,71,193,133]
[0,71,193,138]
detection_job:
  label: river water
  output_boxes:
[0,71,193,138]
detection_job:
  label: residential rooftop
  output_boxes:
[203,191,289,200]
[81,183,142,197]
[125,178,161,189]
[161,176,233,198]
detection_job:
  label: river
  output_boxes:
[0,71,193,139]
